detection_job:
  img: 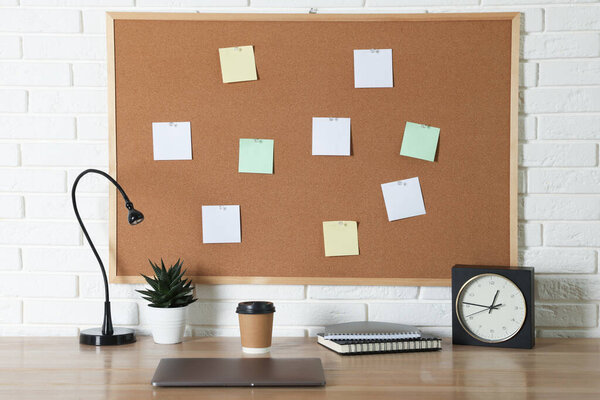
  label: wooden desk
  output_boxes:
[1,337,599,399]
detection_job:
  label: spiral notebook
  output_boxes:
[317,321,441,355]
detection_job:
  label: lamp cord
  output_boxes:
[71,169,132,336]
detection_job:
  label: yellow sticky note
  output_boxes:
[218,45,258,83]
[322,221,359,257]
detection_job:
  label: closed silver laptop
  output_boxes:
[151,358,326,387]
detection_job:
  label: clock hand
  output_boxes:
[488,303,504,313]
[464,304,502,318]
[461,302,492,308]
[489,290,499,314]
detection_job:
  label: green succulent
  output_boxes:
[136,259,197,308]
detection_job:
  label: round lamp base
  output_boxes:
[80,327,136,346]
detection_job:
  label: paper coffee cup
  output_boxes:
[236,301,275,354]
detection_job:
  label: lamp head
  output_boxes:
[125,202,144,225]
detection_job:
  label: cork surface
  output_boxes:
[111,15,516,282]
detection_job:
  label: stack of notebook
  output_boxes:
[317,321,442,355]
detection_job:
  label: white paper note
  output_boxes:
[201,205,241,244]
[312,117,351,156]
[353,49,393,88]
[381,177,426,221]
[152,122,192,161]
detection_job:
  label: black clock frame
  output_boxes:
[452,265,535,349]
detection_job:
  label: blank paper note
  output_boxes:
[152,122,192,161]
[238,138,274,174]
[312,117,351,156]
[202,205,241,244]
[353,49,393,88]
[218,45,257,83]
[400,122,440,162]
[381,177,426,222]
[323,221,359,257]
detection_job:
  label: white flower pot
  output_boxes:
[147,304,189,344]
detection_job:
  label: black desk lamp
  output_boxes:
[72,169,144,346]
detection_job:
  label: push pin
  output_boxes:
[370,49,380,54]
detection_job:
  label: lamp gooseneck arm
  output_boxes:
[71,169,133,336]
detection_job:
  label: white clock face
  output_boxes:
[456,274,526,343]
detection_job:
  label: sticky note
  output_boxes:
[381,177,426,222]
[400,122,440,162]
[218,45,257,83]
[353,49,393,88]
[312,117,351,156]
[202,205,241,244]
[152,122,192,161]
[323,221,359,257]
[238,138,274,174]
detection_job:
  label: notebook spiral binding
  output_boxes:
[317,335,442,356]
[341,338,441,354]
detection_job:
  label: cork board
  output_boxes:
[107,12,520,285]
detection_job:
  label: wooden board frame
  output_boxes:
[107,12,520,286]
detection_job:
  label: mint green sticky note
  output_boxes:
[400,122,440,162]
[238,138,274,174]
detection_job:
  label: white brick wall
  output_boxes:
[0,248,21,271]
[0,89,27,112]
[0,195,24,218]
[0,37,21,59]
[0,1,599,338]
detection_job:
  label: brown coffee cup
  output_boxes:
[236,301,275,354]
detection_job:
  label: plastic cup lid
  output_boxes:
[236,301,276,314]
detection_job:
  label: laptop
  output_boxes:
[151,358,326,387]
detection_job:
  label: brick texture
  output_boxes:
[1,1,600,338]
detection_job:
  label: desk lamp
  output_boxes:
[72,169,144,346]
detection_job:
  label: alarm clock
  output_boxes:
[452,265,534,349]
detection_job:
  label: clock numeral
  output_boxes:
[502,326,507,330]
[490,281,495,285]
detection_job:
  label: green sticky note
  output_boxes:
[238,138,274,174]
[400,122,440,162]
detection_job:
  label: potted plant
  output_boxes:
[137,259,197,344]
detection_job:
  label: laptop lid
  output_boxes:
[151,358,326,387]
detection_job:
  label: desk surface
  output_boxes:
[1,336,599,399]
